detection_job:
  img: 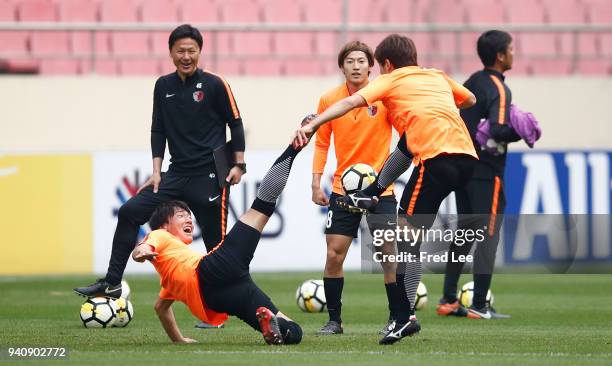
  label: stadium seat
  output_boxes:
[576,59,611,75]
[210,58,242,75]
[528,59,572,75]
[158,58,177,74]
[516,33,557,57]
[30,31,70,56]
[586,0,612,23]
[600,34,612,56]
[504,0,545,23]
[313,32,336,55]
[429,0,467,24]
[242,59,283,76]
[432,32,462,56]
[17,0,57,21]
[219,0,262,22]
[558,33,599,57]
[347,0,386,23]
[459,32,479,56]
[460,57,484,76]
[111,32,150,56]
[231,32,273,56]
[301,0,342,23]
[0,0,16,21]
[273,32,314,55]
[463,0,505,23]
[179,0,221,23]
[2,59,39,73]
[99,0,139,22]
[140,0,179,22]
[0,31,30,54]
[58,0,98,22]
[261,0,303,22]
[542,0,587,23]
[91,59,119,75]
[284,59,323,75]
[38,59,80,74]
[379,0,420,23]
[119,59,159,75]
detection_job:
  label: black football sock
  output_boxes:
[323,277,344,323]
[385,283,400,320]
[277,318,303,345]
[393,275,412,323]
[442,272,461,303]
[473,274,493,309]
[362,134,412,197]
[251,145,300,217]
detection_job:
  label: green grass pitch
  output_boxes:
[1,273,611,365]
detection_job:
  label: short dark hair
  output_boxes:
[168,24,203,51]
[374,34,418,68]
[149,200,191,230]
[337,41,374,68]
[477,30,513,67]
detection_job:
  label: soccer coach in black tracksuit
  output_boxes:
[438,30,519,319]
[75,24,247,302]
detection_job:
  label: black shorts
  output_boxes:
[197,221,278,331]
[325,193,397,238]
[398,154,476,229]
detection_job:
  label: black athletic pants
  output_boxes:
[105,166,229,285]
[198,221,279,331]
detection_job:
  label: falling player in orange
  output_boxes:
[293,34,478,344]
[311,41,408,336]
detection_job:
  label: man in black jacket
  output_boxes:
[75,25,246,320]
[437,30,517,319]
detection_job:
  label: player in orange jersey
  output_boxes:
[311,41,409,336]
[293,34,478,344]
[131,142,309,345]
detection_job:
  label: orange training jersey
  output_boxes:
[357,66,478,162]
[144,230,228,326]
[313,83,403,195]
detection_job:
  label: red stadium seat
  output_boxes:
[459,32,480,56]
[210,59,242,75]
[243,59,283,76]
[111,32,150,56]
[17,0,57,21]
[0,31,30,54]
[463,0,505,23]
[119,59,159,75]
[58,0,97,22]
[376,0,415,23]
[232,32,272,56]
[576,59,611,75]
[460,57,484,76]
[429,0,467,24]
[516,33,557,57]
[284,59,322,75]
[151,31,170,56]
[542,0,587,23]
[140,0,179,22]
[301,0,341,23]
[30,31,70,56]
[504,0,545,23]
[586,0,612,24]
[274,32,314,56]
[314,32,336,55]
[219,0,261,22]
[432,32,461,56]
[91,59,119,75]
[261,0,303,22]
[179,0,220,23]
[158,58,177,75]
[99,0,139,22]
[347,0,386,23]
[600,34,612,56]
[558,33,599,57]
[0,0,16,21]
[38,59,80,74]
[528,59,572,75]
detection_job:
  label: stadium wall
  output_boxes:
[1,76,611,275]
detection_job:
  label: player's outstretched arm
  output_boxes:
[154,298,197,344]
[292,94,367,148]
[131,243,158,262]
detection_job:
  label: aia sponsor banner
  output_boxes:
[92,149,362,273]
